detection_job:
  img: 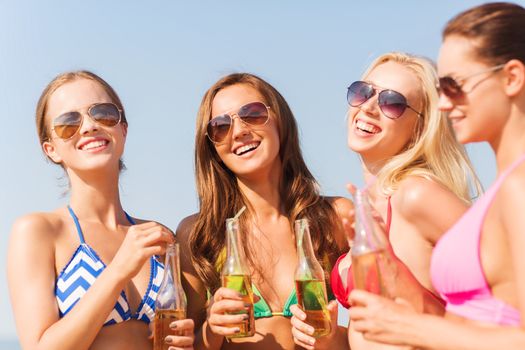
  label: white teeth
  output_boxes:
[81,140,107,150]
[235,142,259,155]
[356,120,380,134]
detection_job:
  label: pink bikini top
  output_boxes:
[331,197,392,308]
[430,155,525,326]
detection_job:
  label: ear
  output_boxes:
[42,141,62,164]
[121,123,128,138]
[503,59,525,97]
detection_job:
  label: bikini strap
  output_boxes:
[125,212,136,225]
[495,153,525,187]
[67,205,86,244]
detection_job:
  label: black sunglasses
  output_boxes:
[438,64,505,99]
[206,101,270,143]
[347,81,422,119]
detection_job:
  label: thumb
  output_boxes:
[346,183,357,196]
[327,300,338,323]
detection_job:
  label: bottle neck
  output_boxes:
[164,244,182,285]
[223,218,248,275]
[296,219,315,260]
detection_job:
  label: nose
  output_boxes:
[437,92,454,112]
[358,94,380,117]
[230,115,250,140]
[79,112,99,135]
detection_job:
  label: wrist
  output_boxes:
[201,320,225,349]
[103,263,130,290]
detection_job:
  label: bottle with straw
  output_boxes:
[221,206,255,338]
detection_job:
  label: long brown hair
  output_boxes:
[36,70,127,170]
[443,2,525,65]
[189,73,342,293]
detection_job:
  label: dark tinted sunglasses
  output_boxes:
[438,64,505,99]
[51,102,122,139]
[206,101,270,143]
[347,81,422,119]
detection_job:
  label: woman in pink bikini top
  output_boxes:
[348,2,525,349]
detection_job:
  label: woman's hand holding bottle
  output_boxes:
[109,222,174,281]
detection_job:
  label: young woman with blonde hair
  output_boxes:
[291,52,480,350]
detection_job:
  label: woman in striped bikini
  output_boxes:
[7,71,193,349]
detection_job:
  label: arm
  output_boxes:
[7,214,173,350]
[390,176,467,314]
[347,172,525,350]
[349,290,525,350]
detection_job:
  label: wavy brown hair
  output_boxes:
[189,73,342,293]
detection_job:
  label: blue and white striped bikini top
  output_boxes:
[55,206,165,326]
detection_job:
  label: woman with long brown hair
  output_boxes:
[177,72,351,349]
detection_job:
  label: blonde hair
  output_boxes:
[361,52,481,202]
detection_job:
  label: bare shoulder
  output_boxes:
[395,176,466,219]
[175,213,199,242]
[394,176,468,243]
[10,211,65,246]
[324,196,353,250]
[325,196,353,221]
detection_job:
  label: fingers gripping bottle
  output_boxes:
[221,217,255,338]
[154,243,188,350]
[351,189,395,298]
[294,219,331,338]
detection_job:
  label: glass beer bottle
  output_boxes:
[154,243,187,350]
[351,189,394,297]
[294,218,331,338]
[221,217,255,338]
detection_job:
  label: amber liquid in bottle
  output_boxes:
[154,309,187,350]
[221,217,256,338]
[294,219,331,338]
[222,274,255,338]
[295,279,331,337]
[153,243,187,349]
[351,189,394,298]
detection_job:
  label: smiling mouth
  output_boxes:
[234,142,260,156]
[79,140,109,151]
[355,120,381,134]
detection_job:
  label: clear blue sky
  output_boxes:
[1,0,516,347]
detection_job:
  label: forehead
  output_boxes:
[46,78,112,120]
[211,84,265,117]
[438,35,481,77]
[365,61,422,100]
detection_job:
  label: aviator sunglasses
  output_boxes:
[51,102,122,140]
[438,64,506,99]
[347,81,423,119]
[206,101,270,143]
